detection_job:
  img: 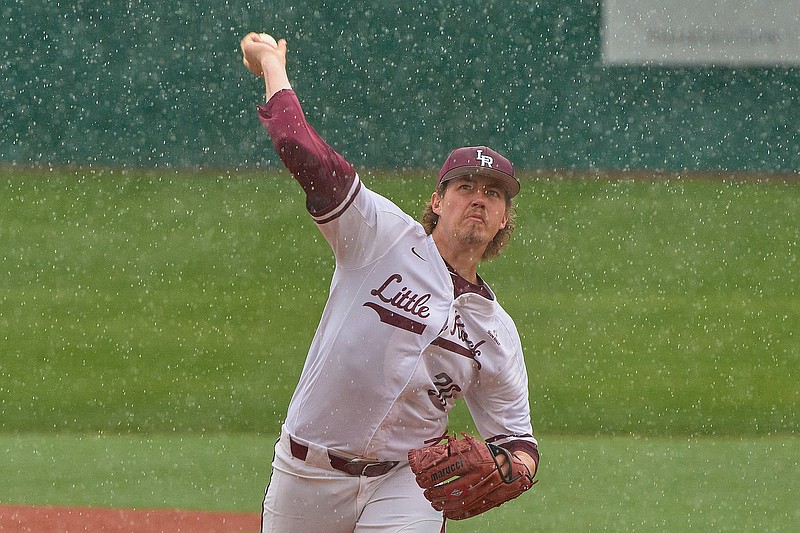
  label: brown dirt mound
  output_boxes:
[0,504,260,533]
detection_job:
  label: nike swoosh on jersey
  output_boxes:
[411,247,427,261]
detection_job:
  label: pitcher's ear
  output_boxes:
[431,192,443,215]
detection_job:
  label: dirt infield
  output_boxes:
[0,504,261,533]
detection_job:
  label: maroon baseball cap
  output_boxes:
[437,146,519,198]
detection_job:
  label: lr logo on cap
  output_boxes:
[476,149,494,168]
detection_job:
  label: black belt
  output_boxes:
[289,437,399,477]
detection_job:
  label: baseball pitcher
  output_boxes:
[240,32,540,533]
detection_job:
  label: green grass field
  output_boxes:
[1,169,798,530]
[2,433,797,531]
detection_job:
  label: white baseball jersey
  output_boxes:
[259,89,538,463]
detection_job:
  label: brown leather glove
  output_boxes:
[408,433,535,520]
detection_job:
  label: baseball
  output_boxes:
[259,33,278,47]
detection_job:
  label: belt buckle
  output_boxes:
[345,458,380,476]
[345,458,397,477]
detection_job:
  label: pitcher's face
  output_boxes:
[431,175,510,250]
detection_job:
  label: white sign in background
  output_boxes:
[602,0,800,66]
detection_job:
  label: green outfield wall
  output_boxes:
[3,1,798,172]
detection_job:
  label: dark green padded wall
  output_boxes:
[3,1,798,171]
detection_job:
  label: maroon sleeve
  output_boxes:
[499,440,540,477]
[257,89,357,217]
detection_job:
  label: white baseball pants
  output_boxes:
[261,429,445,532]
